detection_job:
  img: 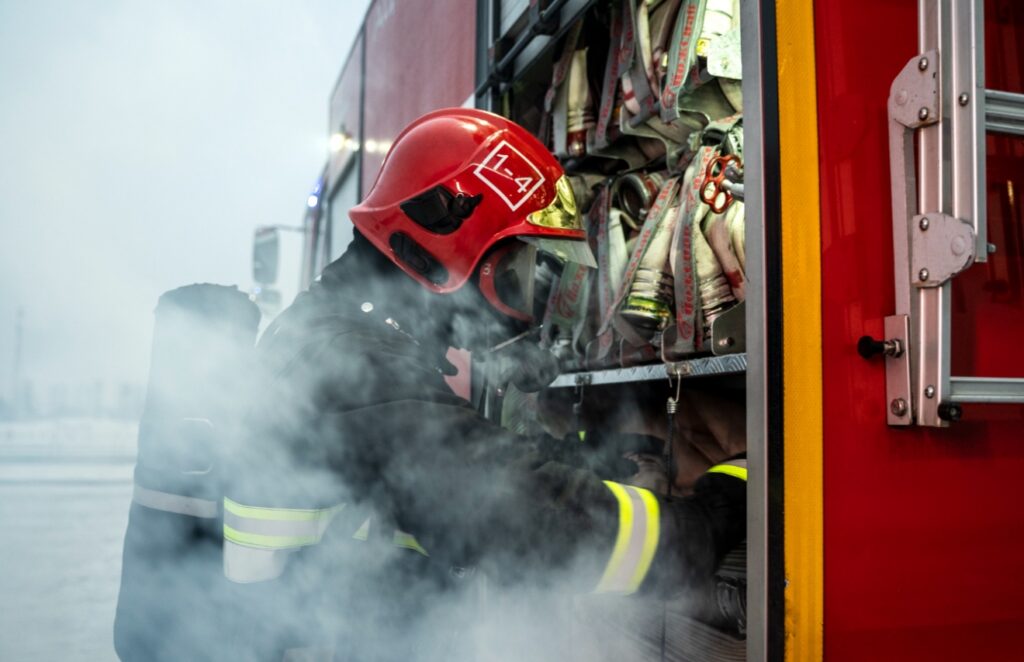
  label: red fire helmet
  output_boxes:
[349,108,593,296]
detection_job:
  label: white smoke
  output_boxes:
[0,1,369,659]
[0,2,747,659]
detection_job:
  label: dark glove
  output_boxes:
[537,431,666,480]
[580,431,665,480]
[484,338,562,393]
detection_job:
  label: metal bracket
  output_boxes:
[574,373,593,387]
[885,50,945,427]
[711,301,747,356]
[884,315,912,426]
[888,50,941,320]
[889,50,941,130]
[910,212,976,287]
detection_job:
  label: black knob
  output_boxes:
[858,336,886,359]
[937,403,963,422]
[858,335,903,360]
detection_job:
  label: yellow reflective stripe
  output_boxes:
[595,481,660,594]
[349,518,428,556]
[392,531,429,557]
[223,497,341,521]
[596,481,634,592]
[706,464,748,482]
[352,517,371,541]
[223,523,319,550]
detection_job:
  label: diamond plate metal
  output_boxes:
[548,353,747,388]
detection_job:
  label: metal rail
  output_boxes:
[547,353,748,388]
[949,376,1024,404]
[985,89,1024,136]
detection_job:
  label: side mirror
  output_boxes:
[251,286,283,318]
[253,226,280,285]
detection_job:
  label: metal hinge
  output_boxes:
[910,212,976,287]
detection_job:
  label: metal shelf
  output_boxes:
[548,353,748,388]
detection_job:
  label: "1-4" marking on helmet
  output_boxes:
[473,140,546,212]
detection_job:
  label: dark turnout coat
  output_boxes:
[220,238,746,661]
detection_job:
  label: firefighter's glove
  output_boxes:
[485,338,562,393]
[579,431,665,480]
[505,350,561,393]
[537,431,665,481]
[625,452,670,494]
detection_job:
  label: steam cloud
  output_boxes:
[114,266,745,661]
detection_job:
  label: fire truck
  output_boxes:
[251,0,1024,660]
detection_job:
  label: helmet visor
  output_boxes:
[479,242,538,322]
[527,175,582,231]
[520,236,597,269]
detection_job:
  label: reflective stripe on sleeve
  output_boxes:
[594,481,660,595]
[352,517,371,541]
[133,484,218,519]
[224,540,293,583]
[351,517,428,556]
[706,458,748,481]
[392,530,429,557]
[222,497,343,550]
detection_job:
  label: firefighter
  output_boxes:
[221,108,746,660]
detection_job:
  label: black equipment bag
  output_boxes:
[114,284,259,661]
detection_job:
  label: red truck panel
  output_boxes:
[327,32,363,191]
[357,0,476,401]
[361,0,476,196]
[816,1,1024,660]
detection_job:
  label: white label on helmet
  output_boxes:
[473,140,546,211]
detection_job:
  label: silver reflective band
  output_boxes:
[132,484,218,519]
[223,510,335,540]
[224,540,293,583]
[222,498,343,550]
[594,481,660,595]
[222,498,345,584]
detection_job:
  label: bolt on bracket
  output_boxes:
[911,212,977,287]
[889,49,941,130]
[885,314,913,426]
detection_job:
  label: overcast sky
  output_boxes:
[0,0,370,400]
